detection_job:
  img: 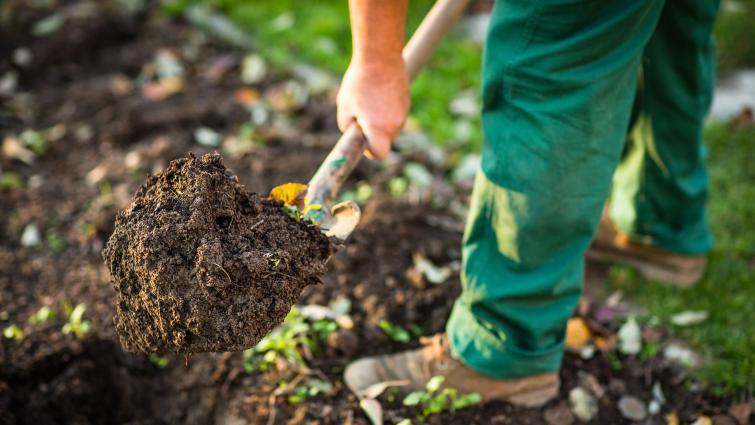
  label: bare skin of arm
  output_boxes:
[337,0,410,160]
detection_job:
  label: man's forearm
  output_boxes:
[348,0,409,65]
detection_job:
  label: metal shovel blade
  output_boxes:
[322,200,361,240]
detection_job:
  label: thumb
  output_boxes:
[359,121,392,160]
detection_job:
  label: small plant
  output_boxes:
[243,308,319,373]
[46,227,66,252]
[282,203,321,223]
[3,324,24,341]
[339,181,374,205]
[20,130,48,156]
[264,251,283,269]
[0,173,23,191]
[61,302,92,338]
[29,305,56,324]
[388,176,408,198]
[312,318,338,341]
[149,354,170,368]
[243,307,341,373]
[285,377,333,405]
[403,376,482,418]
[379,319,411,343]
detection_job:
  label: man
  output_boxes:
[338,0,717,406]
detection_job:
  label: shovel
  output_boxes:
[302,0,472,239]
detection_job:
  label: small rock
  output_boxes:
[618,395,647,421]
[0,71,18,96]
[569,387,598,422]
[451,153,480,190]
[86,163,108,186]
[544,401,574,425]
[20,224,41,247]
[241,53,267,84]
[327,329,359,357]
[449,90,479,117]
[607,379,627,395]
[579,344,596,360]
[12,48,32,68]
[194,127,221,147]
[292,63,334,95]
[648,400,661,415]
[663,343,702,368]
[578,371,605,399]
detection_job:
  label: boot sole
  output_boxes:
[506,383,559,407]
[586,246,703,288]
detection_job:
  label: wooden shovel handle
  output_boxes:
[305,0,472,209]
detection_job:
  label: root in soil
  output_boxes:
[103,153,334,353]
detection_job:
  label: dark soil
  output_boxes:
[103,153,333,353]
[0,1,740,424]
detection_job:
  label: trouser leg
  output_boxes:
[447,0,665,378]
[610,1,719,255]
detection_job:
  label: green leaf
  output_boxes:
[425,375,445,393]
[29,306,56,324]
[378,320,411,343]
[20,130,48,155]
[0,173,23,191]
[149,354,169,368]
[426,393,447,414]
[396,420,412,425]
[388,177,408,198]
[70,303,86,323]
[3,324,24,341]
[452,392,482,410]
[32,14,64,37]
[402,391,425,406]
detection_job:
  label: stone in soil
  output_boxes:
[103,153,334,353]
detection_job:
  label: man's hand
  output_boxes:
[338,0,410,160]
[337,58,409,160]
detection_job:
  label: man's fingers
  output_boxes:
[359,122,392,160]
[337,103,355,133]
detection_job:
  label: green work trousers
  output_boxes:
[447,0,718,379]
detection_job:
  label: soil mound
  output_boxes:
[103,153,334,353]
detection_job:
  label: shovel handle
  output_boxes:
[305,0,472,210]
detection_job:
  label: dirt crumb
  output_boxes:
[103,153,334,353]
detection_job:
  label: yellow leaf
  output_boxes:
[690,416,712,425]
[666,412,679,425]
[565,317,592,352]
[594,334,617,352]
[269,183,308,207]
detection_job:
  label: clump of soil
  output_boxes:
[103,153,334,353]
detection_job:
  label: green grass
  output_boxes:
[607,124,755,397]
[166,0,482,150]
[715,0,755,73]
[169,0,755,397]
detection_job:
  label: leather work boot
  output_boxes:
[344,334,559,407]
[586,217,706,287]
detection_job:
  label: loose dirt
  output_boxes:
[103,153,334,353]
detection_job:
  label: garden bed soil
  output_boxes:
[0,2,739,424]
